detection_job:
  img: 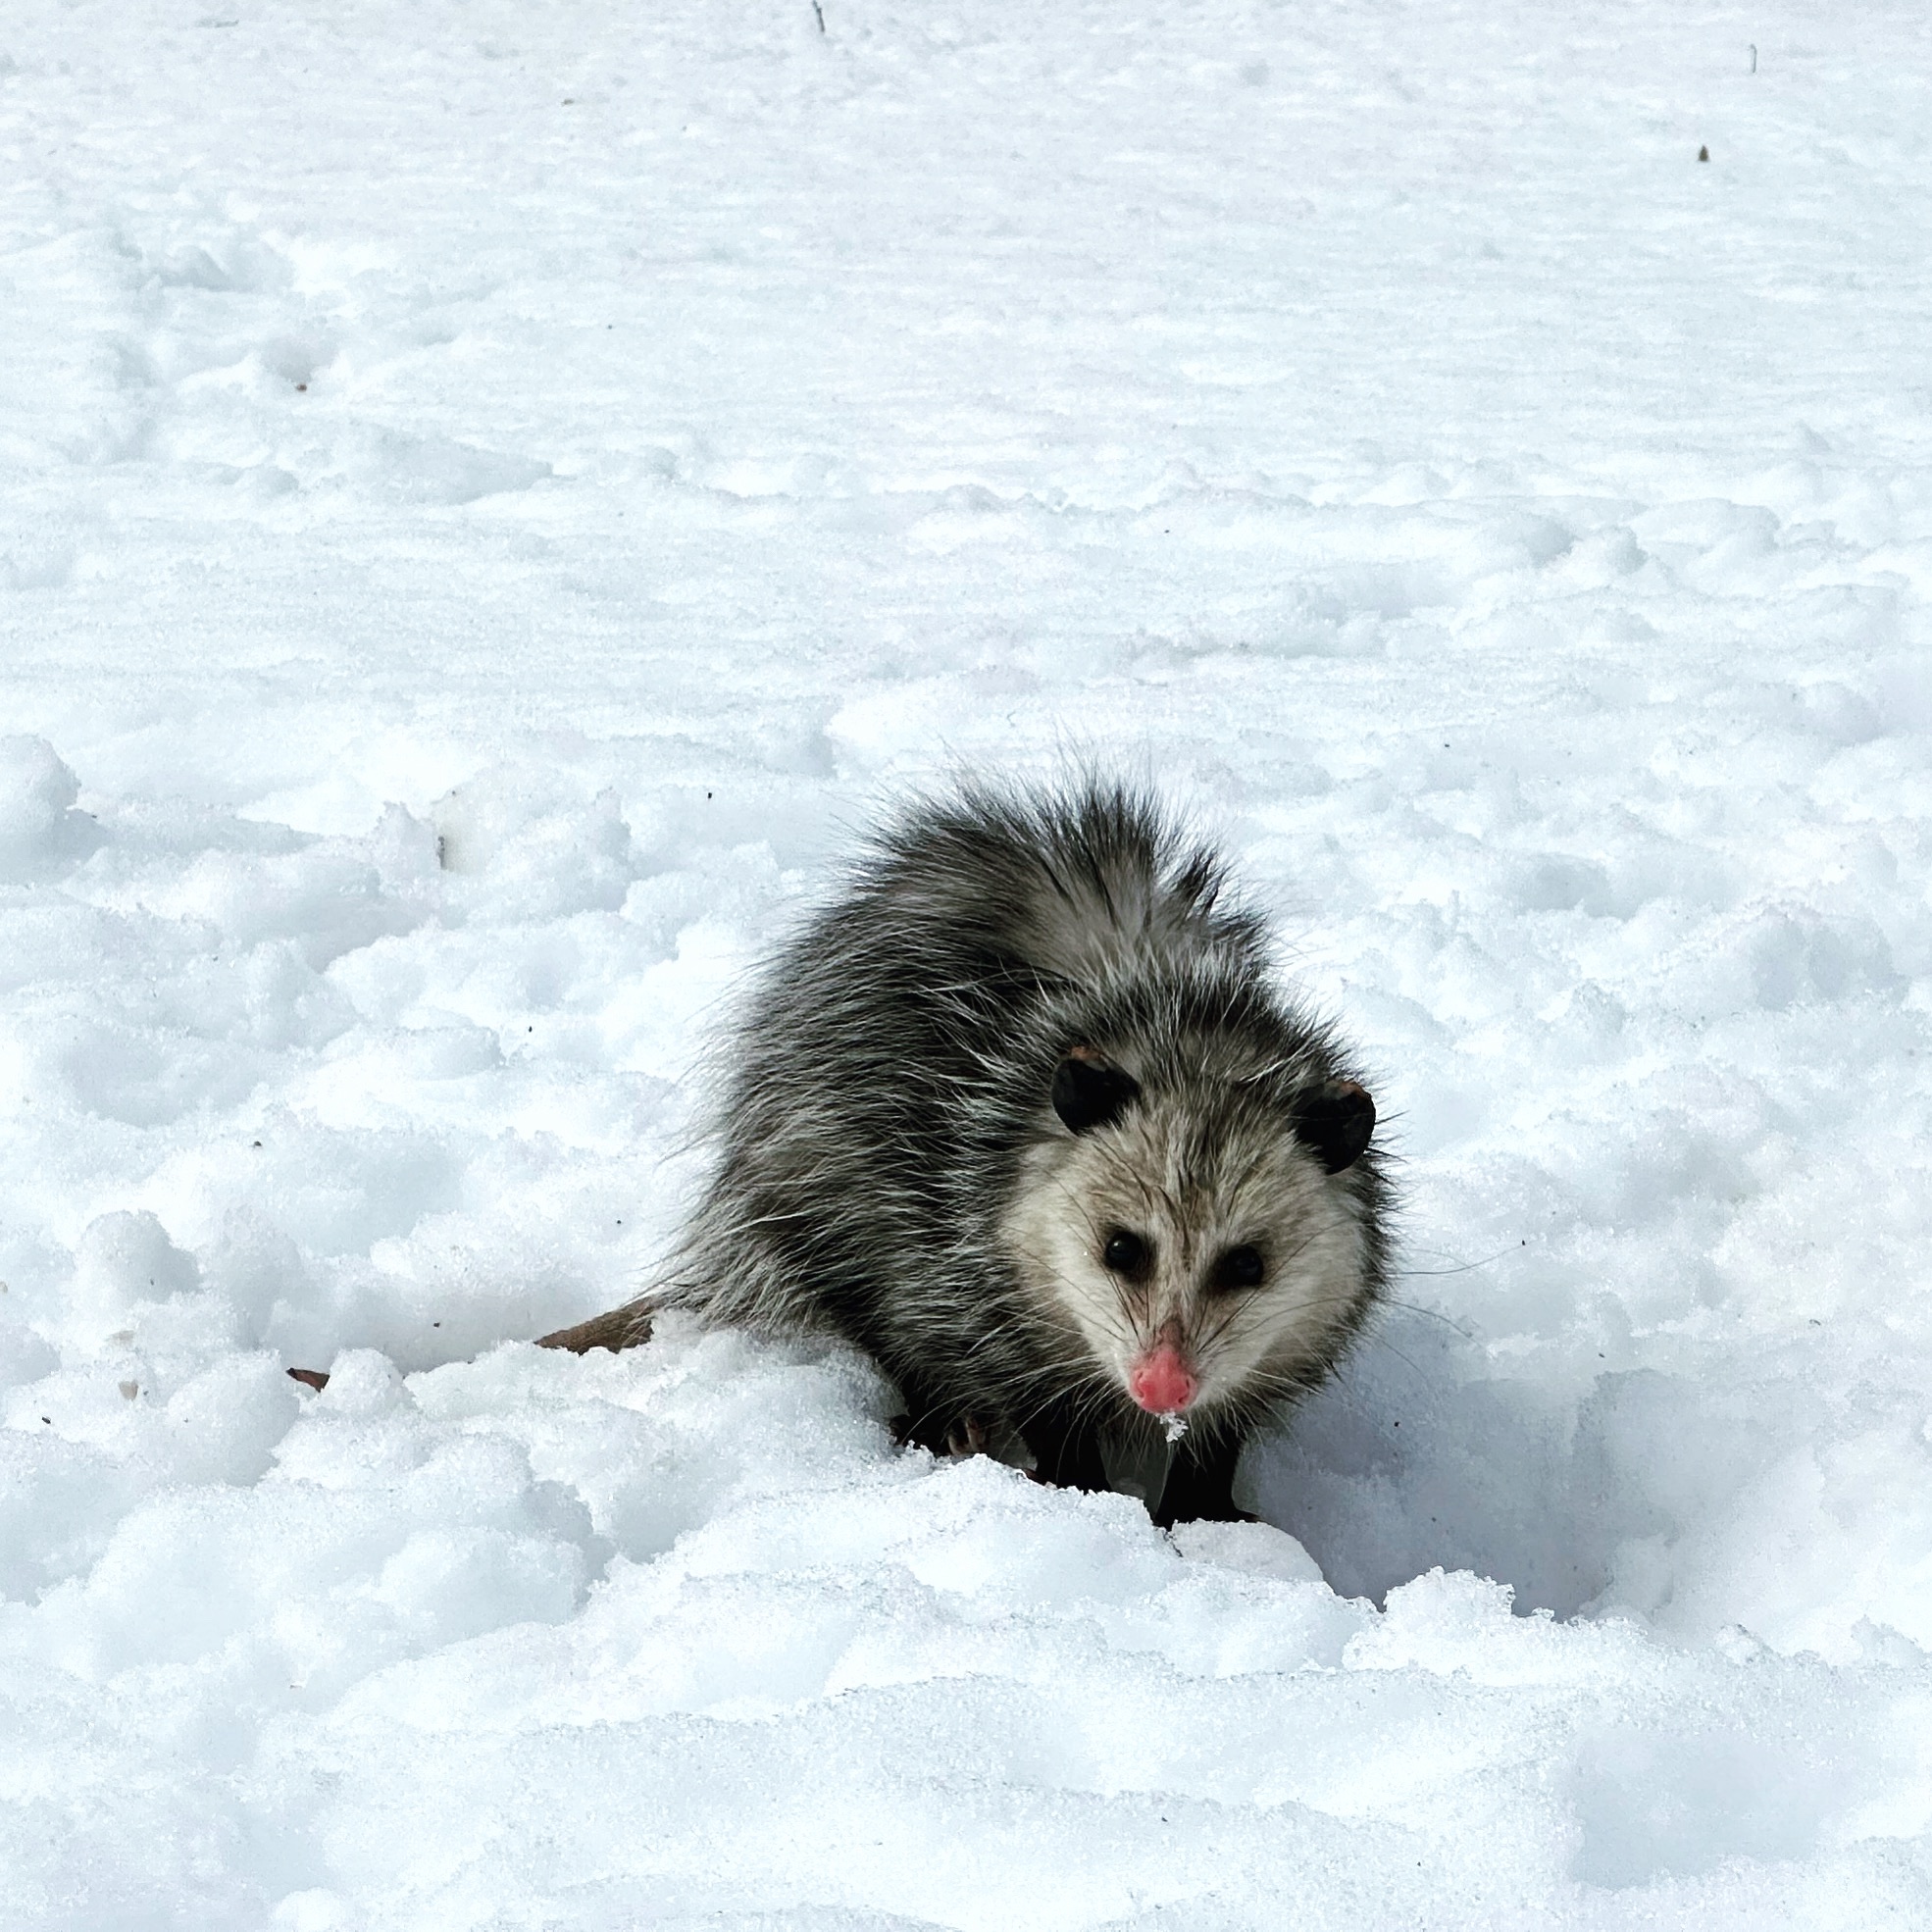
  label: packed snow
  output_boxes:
[4,0,1932,1924]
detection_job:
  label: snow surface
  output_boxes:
[5,0,1932,1924]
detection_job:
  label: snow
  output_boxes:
[4,0,1932,1923]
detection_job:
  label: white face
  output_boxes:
[1001,1092,1372,1418]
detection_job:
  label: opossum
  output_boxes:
[542,780,1391,1526]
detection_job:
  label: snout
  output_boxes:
[1127,1341,1198,1414]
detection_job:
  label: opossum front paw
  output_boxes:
[890,1409,991,1459]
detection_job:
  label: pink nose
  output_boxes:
[1127,1343,1198,1414]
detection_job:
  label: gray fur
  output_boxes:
[542,779,1393,1524]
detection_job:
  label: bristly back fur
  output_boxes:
[544,778,1393,1525]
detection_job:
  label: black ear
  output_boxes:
[1294,1079,1375,1174]
[1051,1055,1141,1136]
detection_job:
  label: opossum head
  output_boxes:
[1004,1050,1378,1424]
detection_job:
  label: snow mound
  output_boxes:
[0,736,99,881]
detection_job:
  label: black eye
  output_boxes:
[1211,1245,1266,1291]
[1102,1230,1150,1277]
